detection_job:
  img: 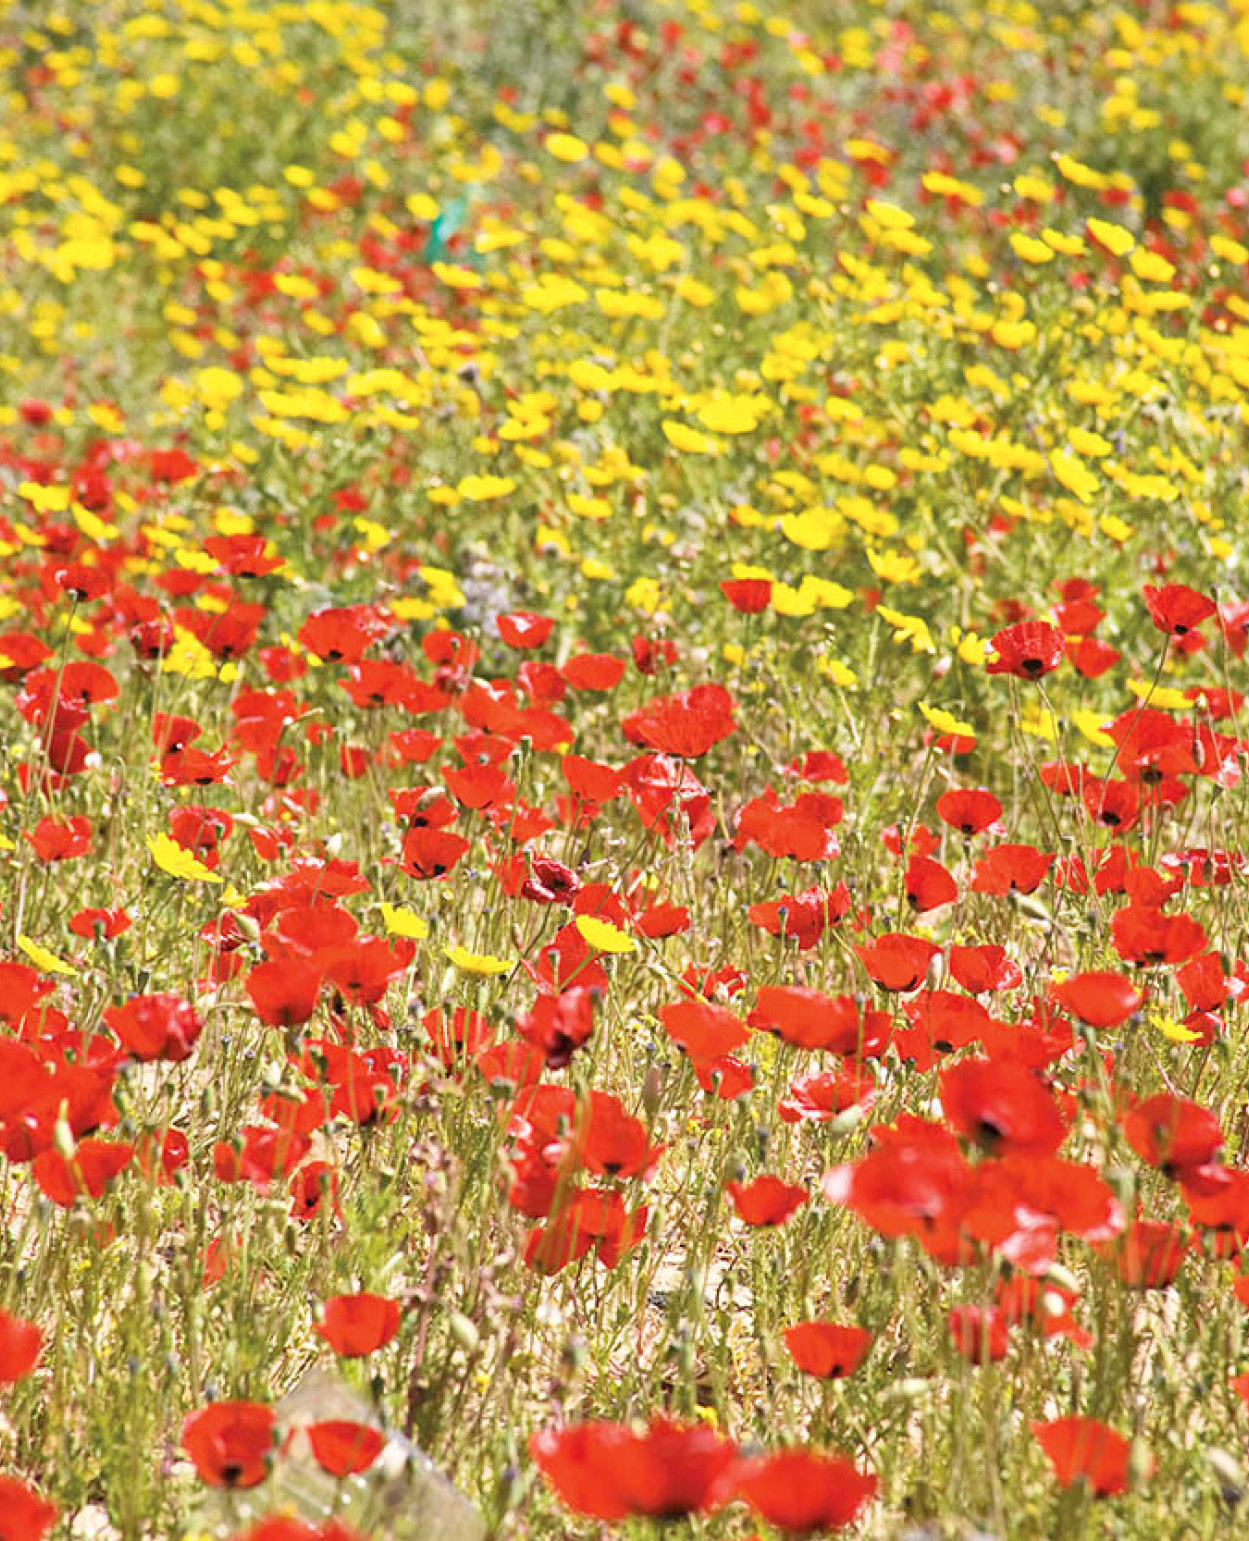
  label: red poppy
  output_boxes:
[1110,905,1206,965]
[246,958,323,1027]
[855,933,940,993]
[822,1118,970,1246]
[234,1520,365,1541]
[1068,634,1121,678]
[0,1476,56,1541]
[26,815,93,862]
[136,1128,190,1186]
[0,1311,43,1382]
[518,659,566,705]
[1143,582,1215,637]
[524,1190,648,1275]
[948,1305,1010,1364]
[1031,1417,1140,1496]
[883,821,939,859]
[204,532,284,578]
[183,600,266,661]
[444,762,514,811]
[1049,971,1143,1028]
[0,632,52,681]
[997,1276,1092,1350]
[749,884,855,951]
[948,944,1022,994]
[297,605,391,663]
[935,788,1002,836]
[1104,706,1197,779]
[1052,590,1104,635]
[496,611,553,649]
[624,753,715,848]
[262,908,349,962]
[905,854,959,912]
[940,1058,1068,1158]
[779,1069,877,1124]
[530,1416,739,1520]
[69,906,132,941]
[306,1420,387,1477]
[751,987,890,1056]
[103,993,203,1063]
[321,930,415,1004]
[562,753,626,804]
[290,1162,341,1223]
[1111,1219,1189,1288]
[726,1175,808,1226]
[721,577,772,612]
[214,1125,311,1190]
[1082,776,1139,832]
[783,1321,872,1379]
[401,826,470,879]
[561,652,625,691]
[894,990,991,1069]
[575,1091,663,1179]
[985,621,1064,679]
[1177,952,1228,1013]
[33,1139,133,1207]
[53,661,119,709]
[970,843,1053,896]
[1123,1093,1222,1177]
[735,790,840,862]
[659,998,749,1060]
[622,683,737,758]
[635,900,690,938]
[788,750,848,784]
[734,1450,879,1531]
[182,1401,277,1488]
[315,1292,401,1356]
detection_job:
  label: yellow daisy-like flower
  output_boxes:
[918,702,976,739]
[381,904,430,940]
[17,935,77,976]
[546,132,589,163]
[661,420,718,455]
[1086,217,1135,258]
[147,834,223,884]
[444,945,512,976]
[1151,1009,1203,1044]
[576,915,636,954]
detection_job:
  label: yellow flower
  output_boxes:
[444,945,512,976]
[818,657,859,689]
[875,606,935,653]
[1010,232,1055,265]
[456,474,516,502]
[381,904,430,940]
[576,915,636,954]
[661,420,718,454]
[546,132,589,163]
[1127,681,1190,710]
[1071,710,1114,748]
[918,702,976,739]
[17,936,76,975]
[147,833,223,884]
[1130,249,1175,284]
[1018,703,1057,742]
[1051,449,1099,505]
[431,263,483,291]
[1086,217,1135,258]
[1152,1009,1203,1044]
[696,395,767,435]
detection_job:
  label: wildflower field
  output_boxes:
[9,0,1249,1537]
